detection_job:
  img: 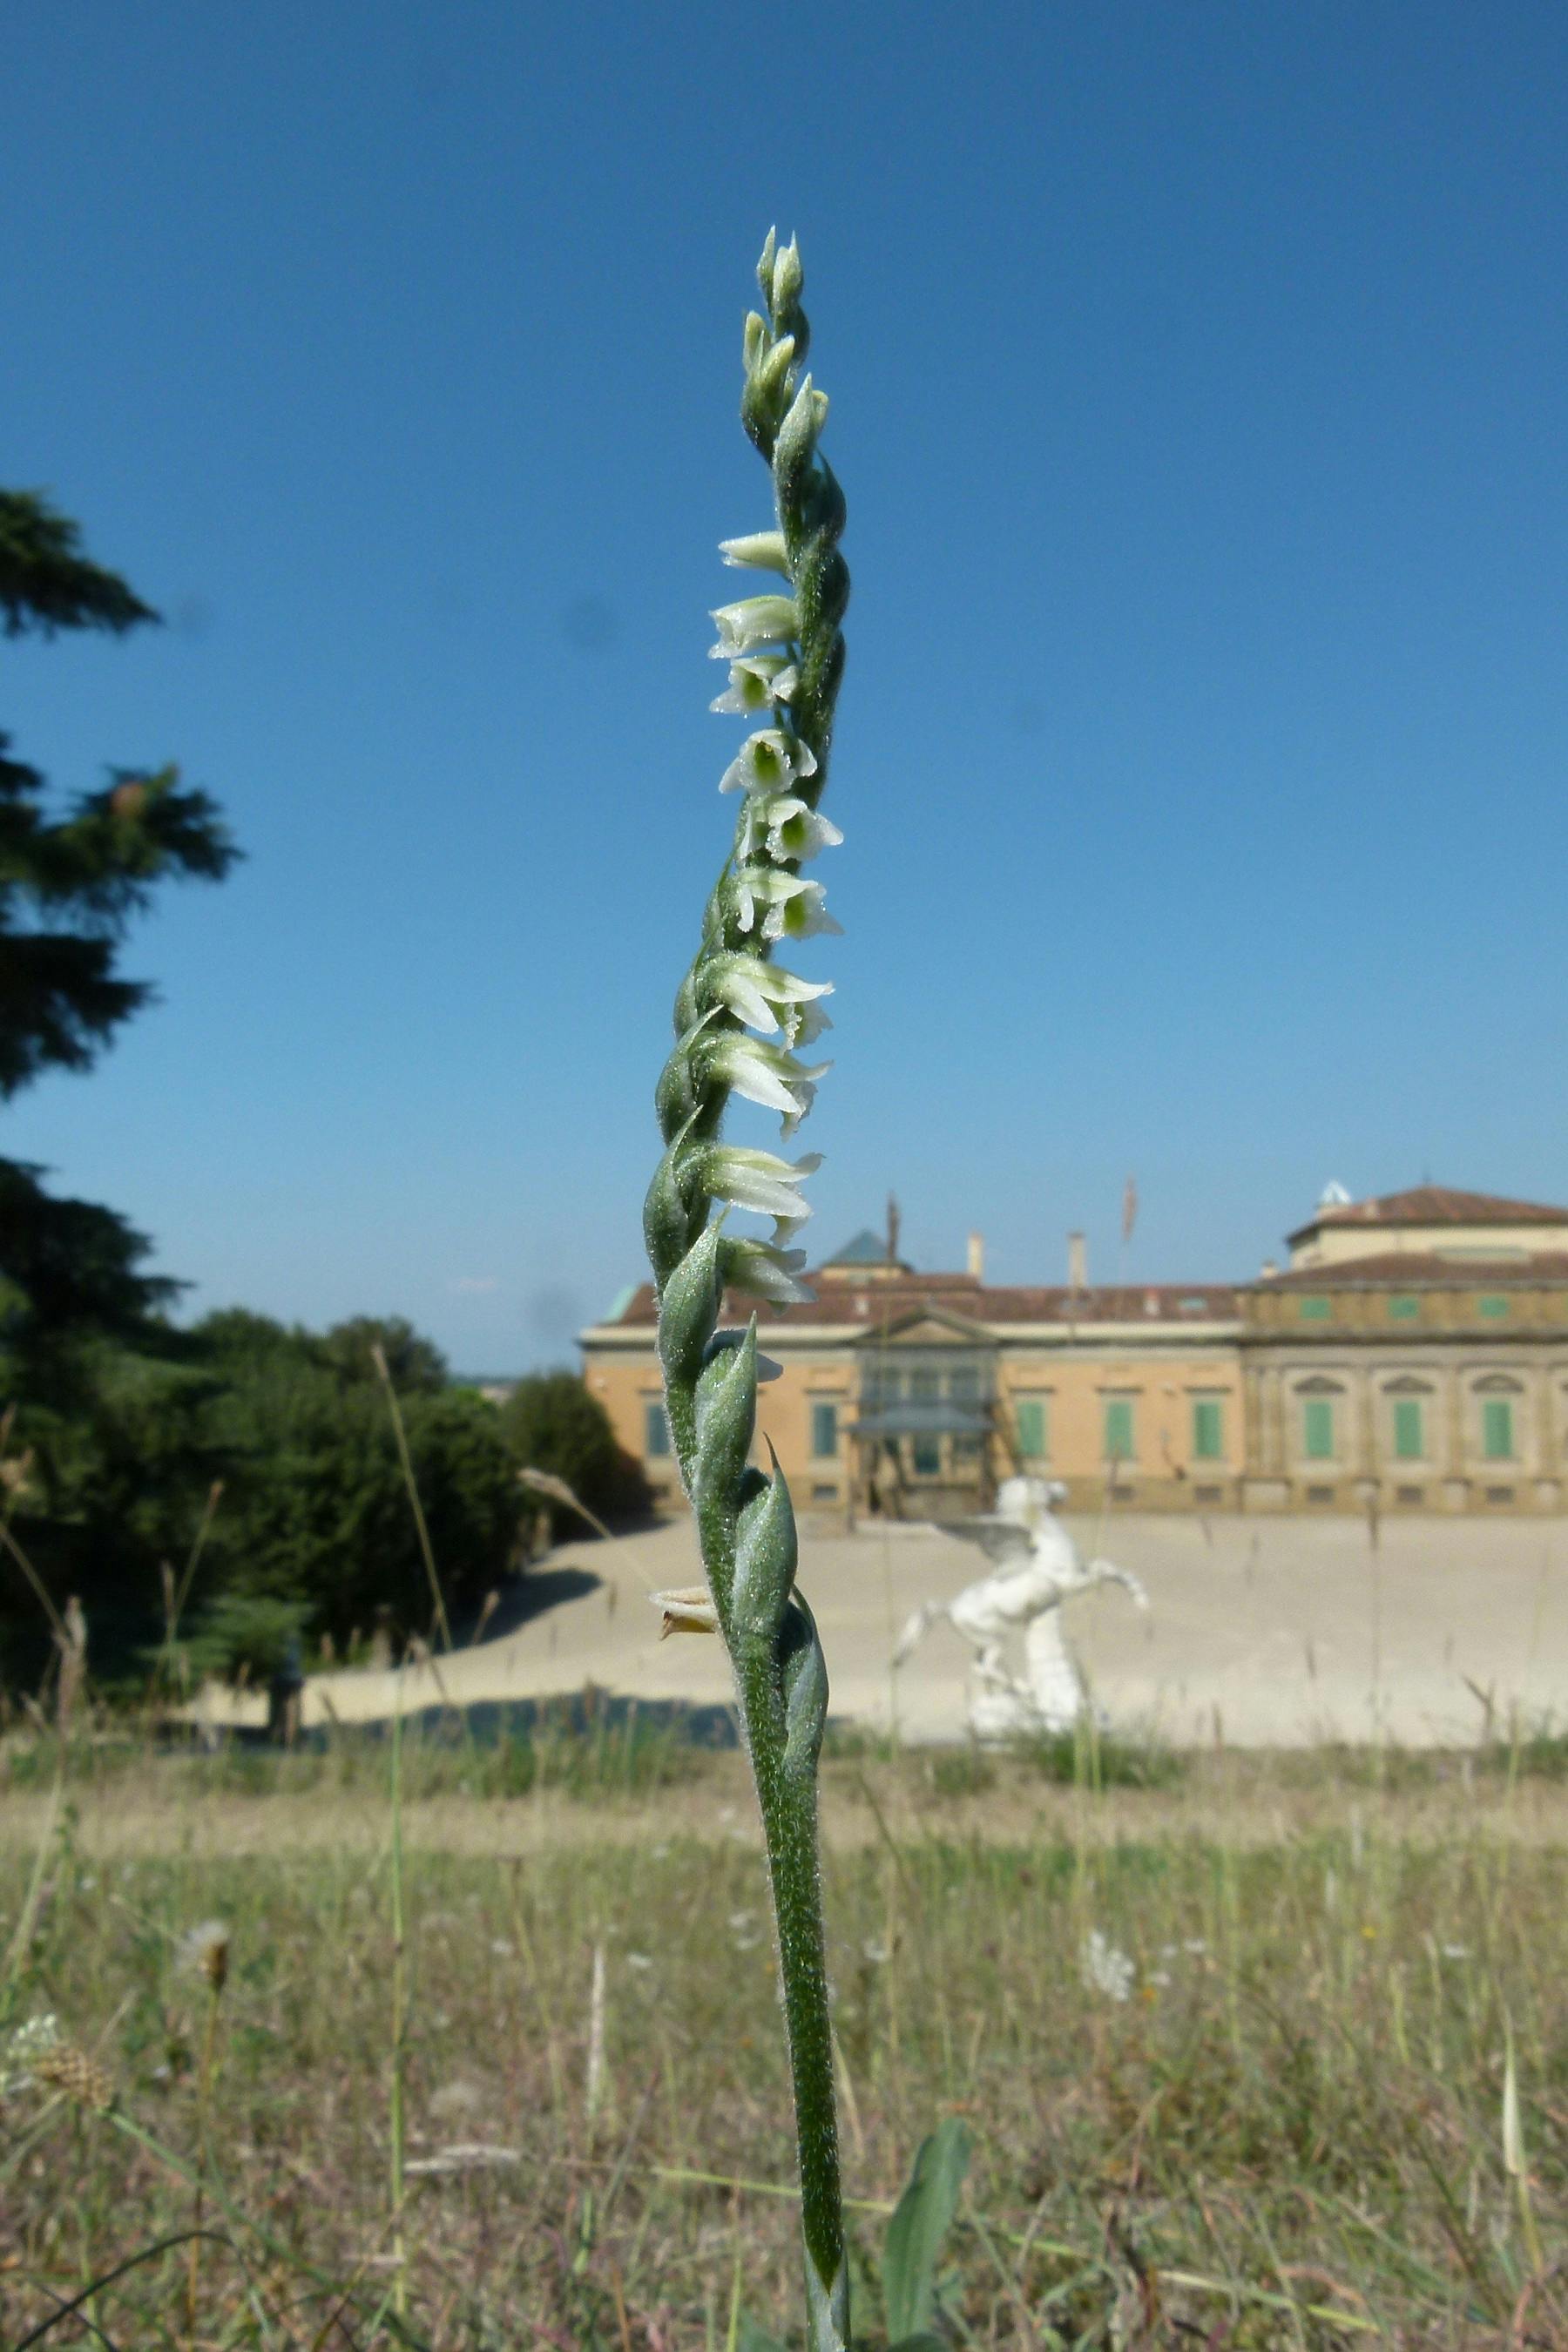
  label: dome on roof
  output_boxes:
[824,1228,894,1265]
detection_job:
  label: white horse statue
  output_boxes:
[893,1477,1148,1740]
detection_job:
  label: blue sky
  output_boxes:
[6,2,1565,1370]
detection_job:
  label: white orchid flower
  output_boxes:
[706,953,833,1039]
[731,867,841,943]
[738,794,843,866]
[706,1035,831,1137]
[724,1236,813,1306]
[719,531,790,575]
[709,596,798,658]
[719,728,818,797]
[702,1146,821,1224]
[709,658,799,715]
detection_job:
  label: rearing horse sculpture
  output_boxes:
[892,1476,1149,1738]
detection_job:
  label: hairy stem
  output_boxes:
[645,230,850,2349]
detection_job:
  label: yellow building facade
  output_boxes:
[578,1186,1568,1518]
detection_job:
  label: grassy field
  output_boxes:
[1,1729,1565,2349]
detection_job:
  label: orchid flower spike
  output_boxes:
[640,232,851,2352]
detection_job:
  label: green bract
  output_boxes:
[640,229,851,2352]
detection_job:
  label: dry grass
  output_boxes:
[1,1735,1565,2348]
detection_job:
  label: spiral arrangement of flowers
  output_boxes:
[641,229,851,2352]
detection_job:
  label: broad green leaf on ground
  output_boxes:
[882,2116,971,2342]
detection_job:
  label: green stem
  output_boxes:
[733,1641,842,2301]
[389,1688,409,2322]
[648,230,851,2352]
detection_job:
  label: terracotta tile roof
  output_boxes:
[1262,1252,1568,1290]
[1288,1186,1568,1242]
[592,1276,1240,1332]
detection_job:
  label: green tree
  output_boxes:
[0,490,236,1669]
[0,490,234,1348]
[497,1369,650,1538]
[319,1314,449,1396]
[189,1312,524,1663]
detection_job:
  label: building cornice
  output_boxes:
[580,1318,1243,1349]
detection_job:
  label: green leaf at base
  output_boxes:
[882,2116,972,2343]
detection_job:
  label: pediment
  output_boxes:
[854,1306,992,1348]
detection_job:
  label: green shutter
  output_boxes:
[1392,1398,1423,1461]
[1015,1398,1046,1459]
[810,1402,838,1458]
[644,1401,671,1458]
[1302,1398,1334,1460]
[1388,1294,1420,1321]
[1192,1399,1223,1460]
[1104,1397,1135,1463]
[1477,1294,1510,1319]
[1482,1399,1514,1459]
[1299,1297,1331,1321]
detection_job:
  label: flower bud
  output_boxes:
[693,1318,759,1521]
[773,378,830,509]
[778,1594,830,1781]
[658,1220,724,1390]
[719,531,791,576]
[771,236,803,318]
[731,1452,798,1640]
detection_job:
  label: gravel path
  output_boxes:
[194,1510,1568,1747]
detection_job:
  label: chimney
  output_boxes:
[1068,1230,1087,1291]
[967,1230,984,1281]
[1260,1258,1279,1281]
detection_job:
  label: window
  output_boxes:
[1477,1294,1510,1319]
[1482,1399,1515,1460]
[1392,1398,1423,1461]
[951,1434,983,1461]
[1388,1295,1420,1321]
[1302,1398,1334,1460]
[911,1436,941,1476]
[1299,1297,1331,1321]
[1103,1397,1135,1463]
[1192,1399,1223,1460]
[948,1364,979,1403]
[1015,1397,1047,1459]
[644,1401,671,1457]
[810,1402,839,1458]
[910,1366,938,1405]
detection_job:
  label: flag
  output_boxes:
[1121,1174,1138,1246]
